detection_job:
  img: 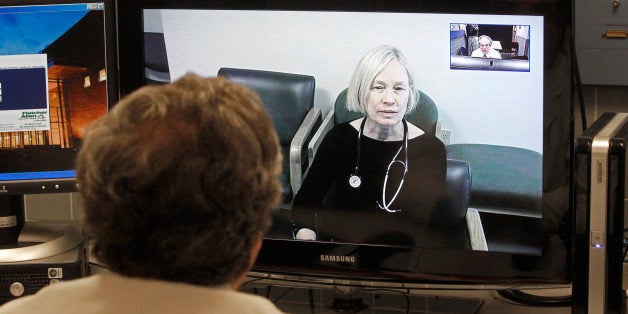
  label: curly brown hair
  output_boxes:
[76,74,282,285]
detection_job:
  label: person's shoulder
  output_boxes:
[328,120,358,138]
[0,276,100,313]
[411,130,445,148]
[0,274,285,314]
[216,289,284,313]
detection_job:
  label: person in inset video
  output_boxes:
[292,45,446,245]
[471,35,502,59]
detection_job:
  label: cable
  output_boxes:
[497,289,571,307]
[574,51,587,131]
[239,277,266,289]
[403,293,411,314]
[271,287,295,303]
[308,288,316,313]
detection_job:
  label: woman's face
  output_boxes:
[365,59,410,127]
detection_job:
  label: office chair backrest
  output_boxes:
[218,68,318,202]
[217,68,315,146]
[333,88,439,136]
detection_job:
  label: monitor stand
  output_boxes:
[328,280,368,312]
[0,194,84,262]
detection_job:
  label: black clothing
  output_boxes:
[292,122,447,245]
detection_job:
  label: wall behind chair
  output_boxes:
[146,9,544,152]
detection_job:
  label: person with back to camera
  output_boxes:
[292,45,446,245]
[471,35,502,59]
[0,74,284,313]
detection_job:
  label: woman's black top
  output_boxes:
[292,122,447,245]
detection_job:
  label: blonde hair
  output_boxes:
[346,45,418,114]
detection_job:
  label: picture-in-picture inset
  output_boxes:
[450,23,530,72]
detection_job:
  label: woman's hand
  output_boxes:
[295,228,317,240]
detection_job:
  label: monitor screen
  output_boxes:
[117,0,573,286]
[0,0,117,195]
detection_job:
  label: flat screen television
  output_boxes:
[116,0,573,289]
[0,0,118,244]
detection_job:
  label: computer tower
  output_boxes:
[573,112,627,313]
[0,221,89,305]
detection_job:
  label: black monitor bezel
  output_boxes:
[116,0,574,286]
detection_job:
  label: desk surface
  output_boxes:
[240,278,573,313]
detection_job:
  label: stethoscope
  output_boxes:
[348,117,408,213]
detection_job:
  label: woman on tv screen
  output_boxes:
[292,45,447,247]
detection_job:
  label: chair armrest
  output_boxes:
[466,207,488,251]
[289,108,322,194]
[307,109,335,161]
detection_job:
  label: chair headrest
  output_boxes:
[333,88,439,135]
[218,68,316,145]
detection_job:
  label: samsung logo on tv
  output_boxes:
[320,255,356,263]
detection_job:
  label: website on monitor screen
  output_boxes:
[0,2,110,181]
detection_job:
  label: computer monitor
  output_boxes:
[0,0,118,244]
[117,0,573,289]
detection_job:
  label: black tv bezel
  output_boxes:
[0,0,119,196]
[116,0,574,286]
